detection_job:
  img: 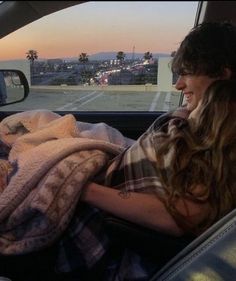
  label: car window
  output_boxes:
[0,1,198,112]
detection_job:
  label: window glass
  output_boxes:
[0,1,198,111]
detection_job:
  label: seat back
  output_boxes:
[150,208,236,281]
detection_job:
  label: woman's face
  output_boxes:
[175,68,232,112]
[175,73,217,112]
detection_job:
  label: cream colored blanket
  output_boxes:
[0,111,124,255]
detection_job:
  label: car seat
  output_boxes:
[149,208,236,281]
[104,216,194,269]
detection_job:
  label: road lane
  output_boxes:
[0,88,181,112]
[56,91,101,110]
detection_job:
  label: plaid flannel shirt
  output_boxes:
[55,113,183,281]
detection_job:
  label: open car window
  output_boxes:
[0,1,198,112]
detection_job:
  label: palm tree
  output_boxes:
[26,49,38,63]
[116,51,126,63]
[143,51,153,60]
[26,49,38,76]
[79,52,89,63]
[79,53,89,84]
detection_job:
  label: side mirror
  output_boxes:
[0,69,29,107]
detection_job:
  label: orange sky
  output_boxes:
[0,1,198,60]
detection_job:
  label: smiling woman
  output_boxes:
[0,1,198,112]
[0,2,236,281]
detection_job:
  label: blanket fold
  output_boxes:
[0,111,124,255]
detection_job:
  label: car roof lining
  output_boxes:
[1,1,236,40]
[0,1,86,39]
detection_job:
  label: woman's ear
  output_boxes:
[221,68,232,79]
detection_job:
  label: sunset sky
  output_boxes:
[0,1,198,61]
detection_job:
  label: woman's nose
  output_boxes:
[175,76,185,90]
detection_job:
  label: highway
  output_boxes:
[0,87,181,112]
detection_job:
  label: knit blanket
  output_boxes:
[0,111,123,255]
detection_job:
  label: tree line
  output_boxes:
[26,50,155,64]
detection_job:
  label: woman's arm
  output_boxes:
[81,182,184,236]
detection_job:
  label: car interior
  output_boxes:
[0,1,236,280]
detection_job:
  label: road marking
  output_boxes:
[149,92,161,111]
[56,91,99,110]
[77,92,104,107]
[163,92,172,111]
[57,102,74,110]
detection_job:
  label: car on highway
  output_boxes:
[0,1,236,281]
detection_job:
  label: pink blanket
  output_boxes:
[0,111,123,254]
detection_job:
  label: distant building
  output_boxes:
[47,58,63,65]
[46,58,64,71]
[108,69,135,85]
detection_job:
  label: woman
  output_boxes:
[55,79,236,280]
[82,79,236,236]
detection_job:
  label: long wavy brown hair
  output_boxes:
[155,80,236,234]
